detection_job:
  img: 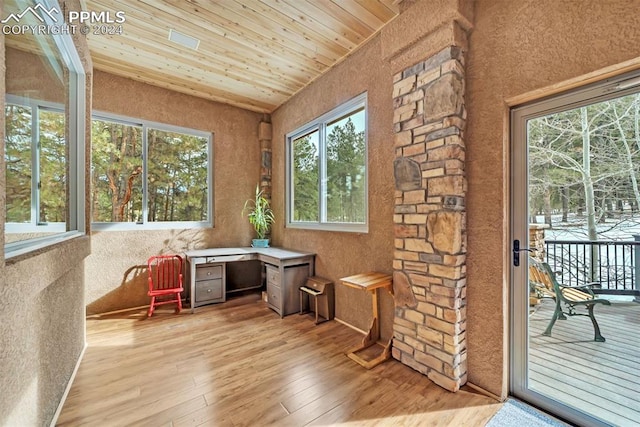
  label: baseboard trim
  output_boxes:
[334,317,367,335]
[50,343,87,427]
[466,381,504,402]
[86,304,149,318]
[86,297,190,318]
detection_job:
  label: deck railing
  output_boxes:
[544,237,640,296]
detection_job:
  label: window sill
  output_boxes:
[91,221,212,232]
[5,232,88,265]
[286,222,368,233]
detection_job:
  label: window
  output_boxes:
[5,101,67,228]
[286,93,368,232]
[4,0,86,258]
[91,114,212,230]
[5,102,34,225]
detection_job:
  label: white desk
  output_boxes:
[185,247,315,317]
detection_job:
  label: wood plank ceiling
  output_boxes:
[81,0,399,113]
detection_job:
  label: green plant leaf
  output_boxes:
[242,184,274,239]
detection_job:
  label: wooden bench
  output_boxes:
[528,257,611,342]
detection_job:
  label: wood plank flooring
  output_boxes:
[529,298,640,426]
[57,293,501,426]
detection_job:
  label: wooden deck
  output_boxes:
[57,293,501,426]
[529,298,640,426]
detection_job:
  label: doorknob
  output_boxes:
[513,239,536,266]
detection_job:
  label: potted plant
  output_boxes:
[243,185,275,248]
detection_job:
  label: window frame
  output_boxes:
[5,96,67,233]
[286,93,368,233]
[4,0,86,260]
[90,111,214,231]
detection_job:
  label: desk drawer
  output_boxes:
[196,265,222,281]
[266,266,280,286]
[206,254,255,263]
[195,279,223,302]
[267,282,281,310]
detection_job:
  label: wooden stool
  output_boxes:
[299,276,334,324]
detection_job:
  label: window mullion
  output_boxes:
[286,136,292,224]
[68,70,85,233]
[142,125,149,225]
[32,105,40,226]
[207,134,214,225]
[319,123,327,224]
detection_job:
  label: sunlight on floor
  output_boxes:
[313,405,502,426]
[85,316,137,347]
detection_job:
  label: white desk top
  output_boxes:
[185,247,314,260]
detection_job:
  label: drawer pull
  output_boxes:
[207,289,212,293]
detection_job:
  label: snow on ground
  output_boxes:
[532,214,640,241]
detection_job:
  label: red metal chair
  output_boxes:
[147,254,184,317]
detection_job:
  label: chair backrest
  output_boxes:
[148,255,183,291]
[528,256,557,295]
[528,257,594,302]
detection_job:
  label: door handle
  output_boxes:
[513,239,536,266]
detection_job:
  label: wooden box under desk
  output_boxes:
[185,247,315,316]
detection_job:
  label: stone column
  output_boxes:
[392,45,468,392]
[529,224,549,261]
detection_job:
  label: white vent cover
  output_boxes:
[168,29,200,50]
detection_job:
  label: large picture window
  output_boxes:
[4,0,86,258]
[286,93,368,232]
[91,114,212,230]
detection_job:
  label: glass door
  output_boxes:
[511,72,640,427]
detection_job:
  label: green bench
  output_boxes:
[529,257,611,342]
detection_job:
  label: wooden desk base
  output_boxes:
[341,272,393,369]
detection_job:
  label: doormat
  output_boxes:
[486,399,567,427]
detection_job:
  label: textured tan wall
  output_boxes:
[87,71,263,314]
[381,0,472,73]
[466,0,640,397]
[270,35,396,338]
[0,238,90,425]
[5,47,66,103]
[0,1,92,423]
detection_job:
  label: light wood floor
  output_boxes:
[57,293,502,426]
[529,298,640,426]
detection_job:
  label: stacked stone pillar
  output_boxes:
[529,224,549,261]
[392,46,468,392]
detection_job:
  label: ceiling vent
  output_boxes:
[168,29,200,50]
